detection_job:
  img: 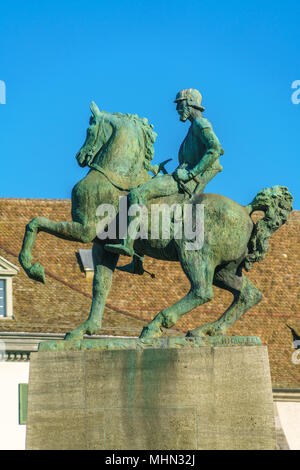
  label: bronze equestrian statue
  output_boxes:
[19,90,293,340]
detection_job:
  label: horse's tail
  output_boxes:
[243,185,293,271]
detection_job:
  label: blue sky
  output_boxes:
[1,0,299,207]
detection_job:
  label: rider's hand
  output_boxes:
[174,168,191,182]
[150,164,159,176]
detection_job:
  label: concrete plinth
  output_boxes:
[26,342,276,450]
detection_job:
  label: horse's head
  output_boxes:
[76,101,109,167]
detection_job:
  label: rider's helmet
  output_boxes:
[174,88,205,112]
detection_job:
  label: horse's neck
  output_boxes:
[92,115,151,189]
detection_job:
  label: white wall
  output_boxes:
[276,401,300,450]
[0,362,29,450]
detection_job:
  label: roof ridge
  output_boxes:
[0,197,299,212]
[0,197,71,202]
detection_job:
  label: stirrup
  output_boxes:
[116,254,155,278]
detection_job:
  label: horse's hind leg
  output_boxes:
[65,242,119,340]
[187,263,262,337]
[140,249,215,338]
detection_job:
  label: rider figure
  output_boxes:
[105,88,224,264]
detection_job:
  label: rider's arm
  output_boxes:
[189,121,224,179]
[149,164,159,175]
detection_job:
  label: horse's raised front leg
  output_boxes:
[19,216,96,283]
[65,243,119,341]
[140,249,215,338]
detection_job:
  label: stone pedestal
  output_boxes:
[26,340,276,450]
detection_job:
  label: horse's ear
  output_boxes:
[90,101,101,119]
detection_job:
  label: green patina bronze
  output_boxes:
[38,335,262,352]
[19,89,293,342]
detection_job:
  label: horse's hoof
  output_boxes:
[28,262,45,283]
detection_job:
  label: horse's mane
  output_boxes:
[103,111,157,168]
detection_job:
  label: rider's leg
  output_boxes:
[105,175,178,257]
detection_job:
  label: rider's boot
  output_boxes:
[105,189,143,257]
[104,237,135,257]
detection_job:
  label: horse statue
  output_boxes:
[19,102,293,340]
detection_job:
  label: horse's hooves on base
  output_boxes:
[186,330,206,338]
[186,327,226,338]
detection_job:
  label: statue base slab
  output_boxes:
[38,335,262,352]
[26,343,276,450]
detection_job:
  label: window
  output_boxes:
[0,279,7,317]
[0,256,19,319]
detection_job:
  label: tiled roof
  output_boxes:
[0,198,299,388]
